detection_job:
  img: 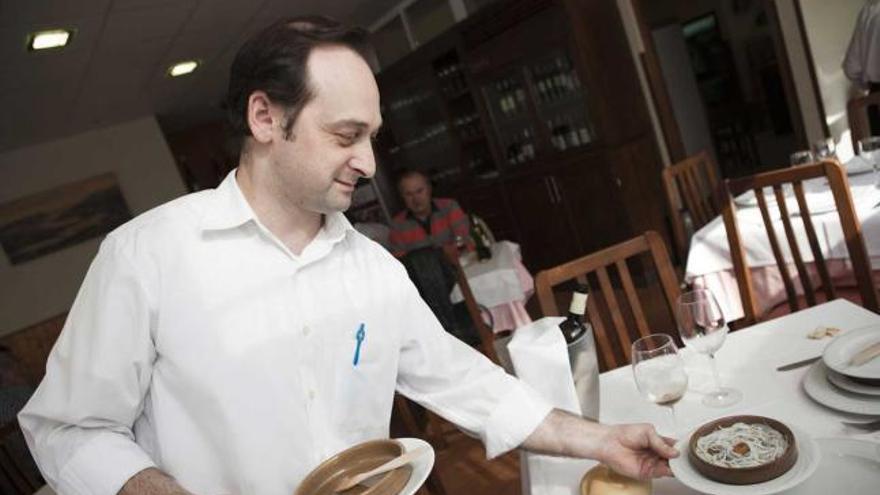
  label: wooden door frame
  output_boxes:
[626,0,812,163]
[627,0,687,163]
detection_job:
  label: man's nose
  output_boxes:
[349,141,376,178]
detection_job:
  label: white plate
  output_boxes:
[822,326,880,380]
[826,368,880,397]
[670,422,820,495]
[803,361,880,416]
[779,437,880,494]
[397,438,435,495]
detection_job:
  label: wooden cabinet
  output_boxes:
[374,0,668,271]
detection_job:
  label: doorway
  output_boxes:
[632,0,806,178]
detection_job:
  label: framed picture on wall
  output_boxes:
[0,173,132,264]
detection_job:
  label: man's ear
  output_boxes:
[247,91,276,144]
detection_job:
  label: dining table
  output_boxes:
[525,299,880,495]
[685,163,880,322]
[449,240,534,332]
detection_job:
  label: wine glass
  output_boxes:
[789,150,815,167]
[676,288,742,407]
[858,136,880,186]
[631,333,688,434]
[812,138,838,161]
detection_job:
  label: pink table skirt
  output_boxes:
[691,259,880,321]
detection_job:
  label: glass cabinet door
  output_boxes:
[528,50,595,151]
[481,70,538,167]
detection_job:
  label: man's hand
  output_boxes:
[521,409,678,480]
[595,423,678,479]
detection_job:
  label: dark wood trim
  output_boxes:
[792,0,830,138]
[629,0,686,163]
[764,0,808,149]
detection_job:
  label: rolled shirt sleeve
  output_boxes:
[19,235,158,495]
[394,274,552,458]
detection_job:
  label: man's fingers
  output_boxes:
[647,429,679,458]
[652,460,673,477]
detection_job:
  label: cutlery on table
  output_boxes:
[849,342,880,367]
[776,356,820,372]
[335,446,429,492]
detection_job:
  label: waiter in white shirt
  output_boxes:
[18,16,678,495]
[844,0,880,135]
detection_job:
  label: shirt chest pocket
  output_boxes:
[317,315,399,436]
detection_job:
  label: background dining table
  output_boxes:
[450,240,534,332]
[685,165,880,322]
[525,299,880,495]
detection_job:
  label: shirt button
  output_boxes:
[308,389,316,400]
[303,325,311,336]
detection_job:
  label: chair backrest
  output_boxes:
[534,231,680,369]
[720,160,879,324]
[662,151,721,260]
[441,245,498,363]
[848,92,880,150]
[0,422,41,495]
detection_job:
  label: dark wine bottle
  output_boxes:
[559,284,589,344]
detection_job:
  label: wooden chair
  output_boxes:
[534,231,681,370]
[0,422,41,495]
[848,91,880,150]
[720,160,880,324]
[662,151,722,260]
[441,245,498,363]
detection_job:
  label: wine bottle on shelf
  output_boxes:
[559,284,590,344]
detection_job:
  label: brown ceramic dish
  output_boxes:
[295,439,412,495]
[687,415,797,485]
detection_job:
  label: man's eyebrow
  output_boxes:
[327,119,368,130]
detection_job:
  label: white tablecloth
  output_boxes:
[528,299,880,495]
[450,241,534,331]
[685,169,880,320]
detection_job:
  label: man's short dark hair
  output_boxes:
[396,169,430,188]
[224,16,369,144]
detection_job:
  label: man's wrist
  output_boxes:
[119,467,194,495]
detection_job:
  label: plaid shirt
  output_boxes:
[389,198,471,257]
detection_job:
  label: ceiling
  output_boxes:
[0,0,402,153]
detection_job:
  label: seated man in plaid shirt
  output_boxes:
[389,169,472,257]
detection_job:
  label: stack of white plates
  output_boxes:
[803,326,880,416]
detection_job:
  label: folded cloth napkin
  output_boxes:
[508,317,581,415]
[508,317,596,495]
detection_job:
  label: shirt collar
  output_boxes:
[201,169,256,231]
[201,169,356,245]
[406,199,437,222]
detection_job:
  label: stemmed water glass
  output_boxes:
[789,150,815,167]
[676,288,742,408]
[631,333,688,434]
[812,138,838,161]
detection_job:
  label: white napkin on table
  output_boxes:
[508,317,588,495]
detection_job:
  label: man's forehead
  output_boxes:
[305,46,381,129]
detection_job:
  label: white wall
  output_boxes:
[0,117,186,336]
[797,0,866,157]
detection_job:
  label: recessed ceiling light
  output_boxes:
[168,60,199,77]
[28,29,73,51]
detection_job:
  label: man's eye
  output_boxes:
[338,133,358,145]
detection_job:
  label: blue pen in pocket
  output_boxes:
[353,323,366,366]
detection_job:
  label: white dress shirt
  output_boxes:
[19,171,552,495]
[844,0,880,86]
